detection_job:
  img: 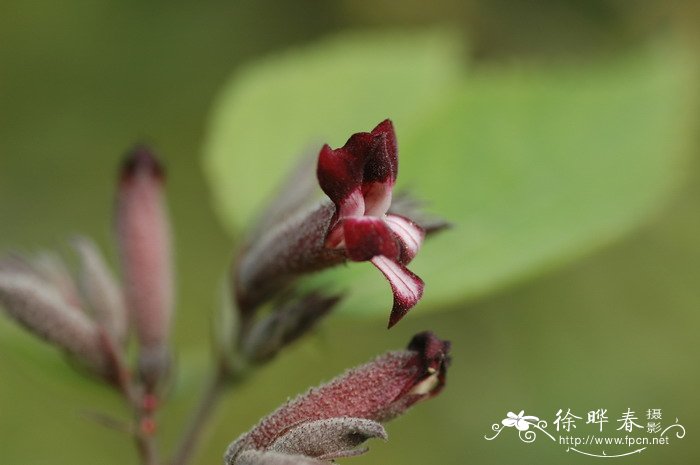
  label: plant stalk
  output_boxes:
[170,357,247,465]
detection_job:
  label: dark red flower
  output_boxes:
[317,120,425,327]
[234,120,437,329]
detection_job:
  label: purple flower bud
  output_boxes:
[225,331,450,464]
[116,145,174,389]
[0,272,111,374]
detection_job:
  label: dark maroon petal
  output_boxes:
[369,256,424,328]
[371,119,397,162]
[317,132,374,217]
[406,331,451,397]
[343,217,399,262]
[360,120,398,216]
[317,122,398,219]
[384,214,425,264]
[363,119,398,185]
[316,144,359,208]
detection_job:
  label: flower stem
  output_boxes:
[104,333,161,465]
[170,357,247,465]
[122,381,160,465]
[135,429,159,465]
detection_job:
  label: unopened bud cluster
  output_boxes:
[0,146,173,392]
[0,120,451,465]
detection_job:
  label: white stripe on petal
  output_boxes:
[362,181,393,217]
[370,255,424,328]
[385,214,425,263]
[339,189,366,218]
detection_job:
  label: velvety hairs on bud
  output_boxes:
[232,153,324,325]
[235,203,344,314]
[0,272,111,375]
[73,237,128,343]
[241,292,342,363]
[32,251,83,308]
[224,331,450,465]
[116,145,174,389]
[234,120,443,329]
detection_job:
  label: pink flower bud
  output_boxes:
[116,146,174,389]
[225,331,450,464]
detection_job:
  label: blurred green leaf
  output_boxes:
[203,30,466,230]
[203,33,697,318]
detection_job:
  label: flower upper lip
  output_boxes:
[317,119,398,222]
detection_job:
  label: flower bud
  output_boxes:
[73,236,128,343]
[116,145,174,389]
[241,292,341,363]
[32,251,83,309]
[0,272,110,374]
[225,331,450,464]
[235,202,344,314]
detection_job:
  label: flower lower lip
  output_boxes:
[409,372,440,395]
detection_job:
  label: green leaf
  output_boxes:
[203,30,465,231]
[203,32,697,318]
[340,43,698,316]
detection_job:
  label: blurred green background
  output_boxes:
[1,1,699,464]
